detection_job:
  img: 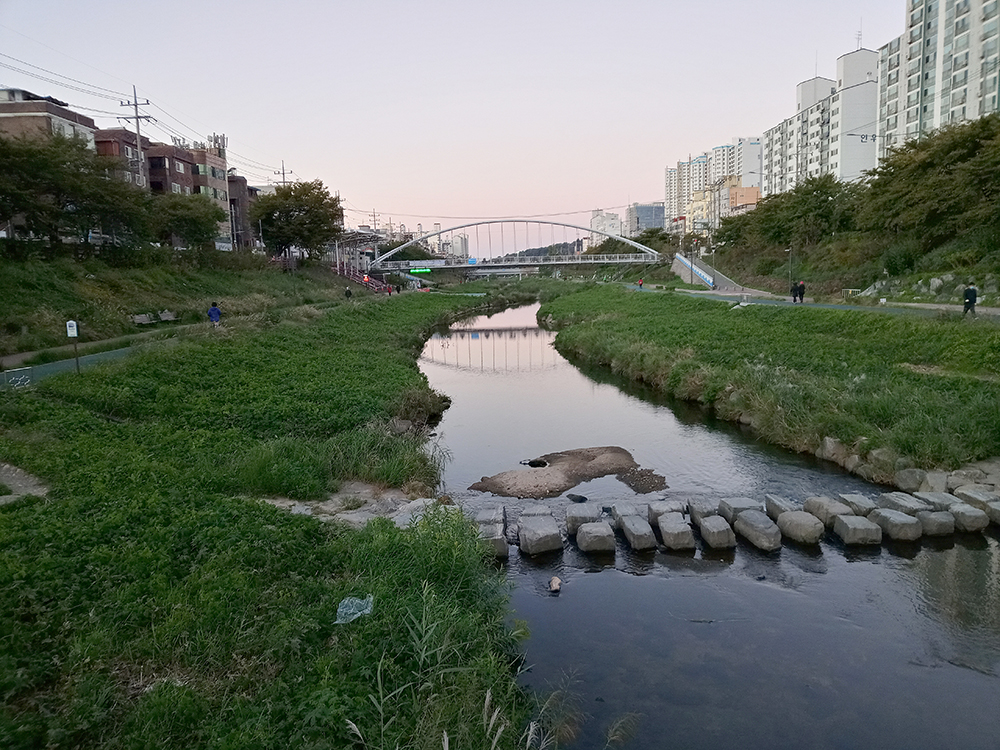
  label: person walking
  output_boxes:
[790,281,799,303]
[207,302,221,328]
[638,278,644,290]
[963,281,978,317]
[797,280,806,304]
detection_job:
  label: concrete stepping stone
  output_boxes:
[777,510,825,544]
[913,491,962,511]
[947,469,988,491]
[953,486,1000,512]
[698,515,736,549]
[833,515,882,545]
[804,496,854,527]
[720,497,763,525]
[577,521,616,553]
[647,499,687,525]
[518,515,562,555]
[869,508,922,541]
[878,491,931,516]
[475,506,506,525]
[765,494,796,521]
[950,503,989,533]
[838,493,877,517]
[479,523,509,557]
[566,503,603,535]
[657,512,696,550]
[987,502,1000,526]
[689,498,720,525]
[916,510,955,536]
[521,504,553,517]
[733,509,781,552]
[620,515,657,550]
[611,502,639,528]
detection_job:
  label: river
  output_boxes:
[418,304,1000,750]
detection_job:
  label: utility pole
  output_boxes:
[370,208,379,231]
[119,86,151,189]
[274,160,292,186]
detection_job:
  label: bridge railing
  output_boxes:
[376,253,661,271]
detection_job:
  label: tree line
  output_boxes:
[0,134,344,265]
[716,112,1000,275]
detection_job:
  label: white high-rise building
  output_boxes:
[877,0,1000,161]
[590,209,621,246]
[761,48,878,197]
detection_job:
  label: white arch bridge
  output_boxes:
[370,219,663,271]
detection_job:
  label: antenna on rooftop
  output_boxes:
[857,18,863,49]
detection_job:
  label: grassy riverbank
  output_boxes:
[0,291,556,749]
[539,285,1000,475]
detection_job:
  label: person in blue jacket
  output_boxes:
[208,302,221,327]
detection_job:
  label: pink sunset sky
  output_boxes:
[1,0,902,234]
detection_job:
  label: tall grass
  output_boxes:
[540,285,1000,471]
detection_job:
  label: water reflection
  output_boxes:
[419,304,1000,750]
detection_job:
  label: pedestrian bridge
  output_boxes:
[370,219,663,271]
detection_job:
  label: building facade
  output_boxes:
[877,0,1000,160]
[0,89,96,145]
[590,209,621,246]
[147,143,195,196]
[228,171,260,250]
[94,128,150,188]
[625,202,665,236]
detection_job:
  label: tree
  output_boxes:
[250,180,343,260]
[152,193,227,248]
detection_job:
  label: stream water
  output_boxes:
[418,304,1000,750]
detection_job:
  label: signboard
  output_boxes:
[66,320,78,338]
[467,258,477,265]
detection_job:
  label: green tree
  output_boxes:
[250,180,343,260]
[152,193,227,248]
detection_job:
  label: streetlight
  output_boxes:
[785,247,793,298]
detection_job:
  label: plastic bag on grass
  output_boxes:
[335,594,374,624]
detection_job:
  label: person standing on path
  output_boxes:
[207,303,221,328]
[638,278,643,290]
[964,281,978,316]
[797,280,806,304]
[790,281,799,303]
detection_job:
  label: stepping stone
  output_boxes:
[878,491,931,516]
[923,471,948,493]
[565,503,603,535]
[475,506,506,525]
[833,515,882,545]
[518,516,562,555]
[804,496,854,527]
[657,512,695,550]
[765,494,796,521]
[688,498,720,525]
[720,497,763,525]
[576,521,616,553]
[947,469,988,491]
[521,504,552,517]
[733,509,781,552]
[777,510,825,544]
[698,515,736,549]
[869,508,922,541]
[953,486,1000,512]
[611,502,639,528]
[479,523,509,557]
[913,491,961,511]
[987,502,1000,526]
[647,499,687,525]
[838,493,877,517]
[620,516,657,550]
[916,510,955,536]
[950,503,989,533]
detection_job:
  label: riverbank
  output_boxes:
[538,284,1000,485]
[0,291,552,749]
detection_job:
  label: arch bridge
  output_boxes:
[370,219,662,270]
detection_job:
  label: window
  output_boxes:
[192,164,209,176]
[151,181,164,193]
[171,183,182,193]
[149,156,167,170]
[174,161,185,174]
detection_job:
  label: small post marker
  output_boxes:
[66,320,80,374]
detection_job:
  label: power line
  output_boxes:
[0,52,129,97]
[0,60,121,101]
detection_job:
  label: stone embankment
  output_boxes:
[477,469,1000,559]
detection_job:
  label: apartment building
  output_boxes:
[147,143,195,196]
[761,49,878,197]
[94,128,150,188]
[590,209,621,246]
[0,88,96,146]
[228,171,260,250]
[877,0,1000,160]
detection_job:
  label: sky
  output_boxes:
[1,0,904,236]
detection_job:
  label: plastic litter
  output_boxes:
[335,595,374,624]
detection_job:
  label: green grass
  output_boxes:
[0,291,548,749]
[540,285,1000,474]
